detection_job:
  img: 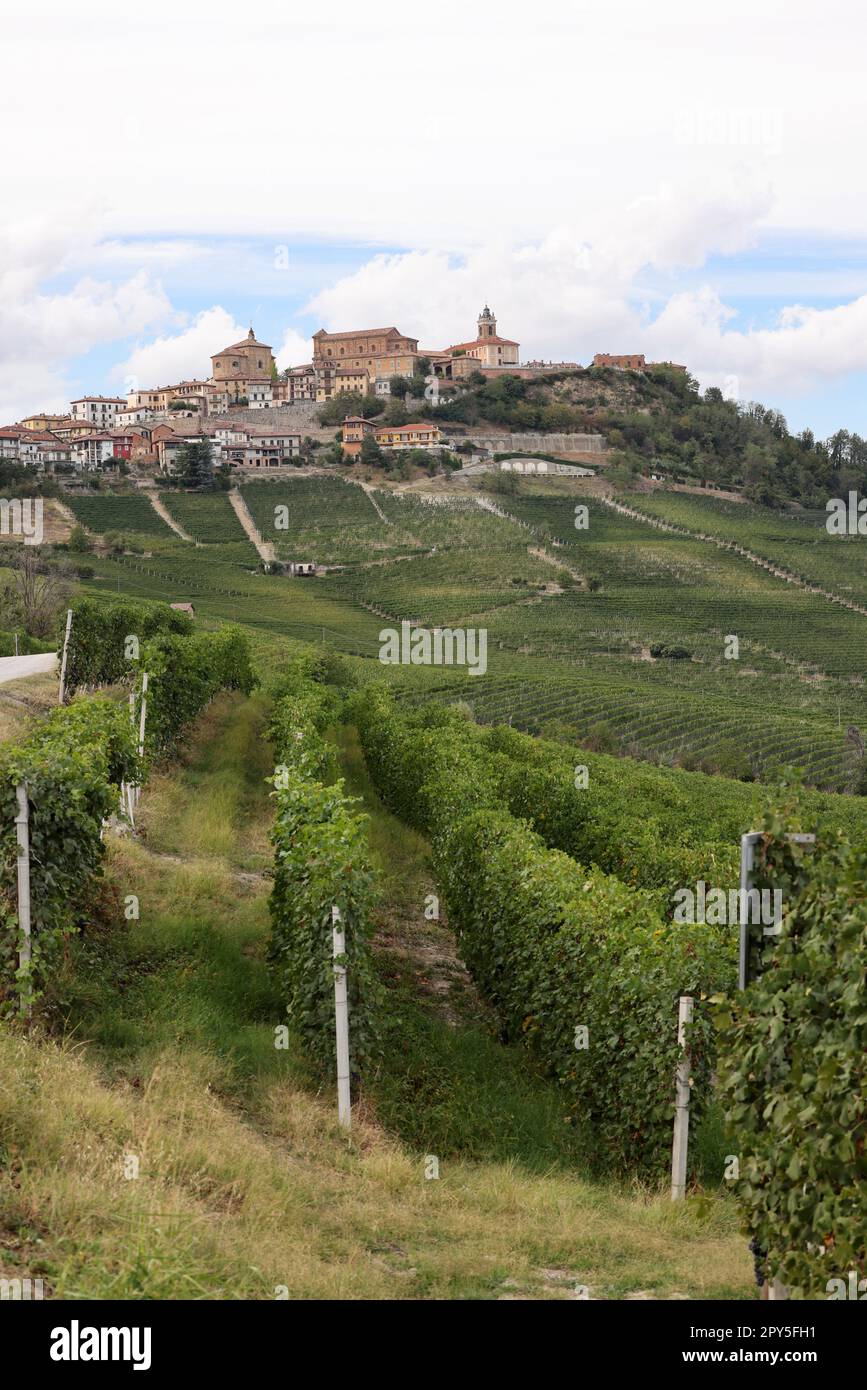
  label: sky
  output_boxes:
[3,0,867,439]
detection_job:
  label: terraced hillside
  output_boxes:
[63,479,867,789]
[159,491,258,559]
[241,476,398,564]
[631,489,867,606]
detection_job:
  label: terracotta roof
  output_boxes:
[70,396,125,404]
[376,423,438,434]
[313,327,407,341]
[447,335,519,351]
[214,338,272,354]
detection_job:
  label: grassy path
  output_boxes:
[0,693,754,1299]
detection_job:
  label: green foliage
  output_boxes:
[0,698,140,1014]
[351,686,733,1171]
[359,433,383,466]
[179,439,216,491]
[66,493,174,539]
[139,627,258,754]
[317,392,383,426]
[268,678,382,1078]
[440,808,723,1173]
[0,630,54,657]
[65,596,192,691]
[716,826,867,1296]
[68,524,93,554]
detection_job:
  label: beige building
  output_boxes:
[375,422,441,449]
[19,413,71,432]
[312,326,419,378]
[315,365,370,402]
[211,327,276,395]
[445,306,519,368]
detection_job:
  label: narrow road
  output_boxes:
[0,652,57,685]
[147,493,194,542]
[228,489,277,564]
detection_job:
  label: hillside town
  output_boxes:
[0,307,686,478]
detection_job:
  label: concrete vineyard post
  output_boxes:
[58,607,73,705]
[14,783,32,1019]
[670,994,693,1200]
[135,673,149,809]
[332,905,351,1130]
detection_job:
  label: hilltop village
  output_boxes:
[0,309,685,478]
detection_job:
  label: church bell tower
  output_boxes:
[478,305,496,339]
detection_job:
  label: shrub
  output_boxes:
[64,597,191,691]
[352,686,734,1171]
[268,680,381,1079]
[440,809,725,1172]
[716,829,867,1296]
[138,626,258,754]
[0,698,140,1014]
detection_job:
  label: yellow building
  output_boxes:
[315,366,370,402]
[19,413,71,432]
[375,422,441,449]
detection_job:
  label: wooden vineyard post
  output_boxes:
[57,607,73,705]
[670,994,693,1199]
[14,783,32,1020]
[332,905,351,1130]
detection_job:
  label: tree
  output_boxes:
[317,392,383,426]
[68,524,92,554]
[359,433,384,467]
[2,548,74,638]
[180,439,215,491]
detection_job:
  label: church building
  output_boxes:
[210,327,277,401]
[445,306,520,368]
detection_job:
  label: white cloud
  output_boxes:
[646,289,867,399]
[3,0,867,246]
[0,219,173,421]
[112,307,246,391]
[5,4,867,426]
[302,196,867,409]
[275,327,312,372]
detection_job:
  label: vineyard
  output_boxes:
[2,498,865,1298]
[634,489,867,606]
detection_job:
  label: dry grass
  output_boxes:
[0,1022,752,1300]
[0,692,754,1301]
[0,670,59,744]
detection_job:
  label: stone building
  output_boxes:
[312,326,419,378]
[212,326,276,382]
[593,353,646,370]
